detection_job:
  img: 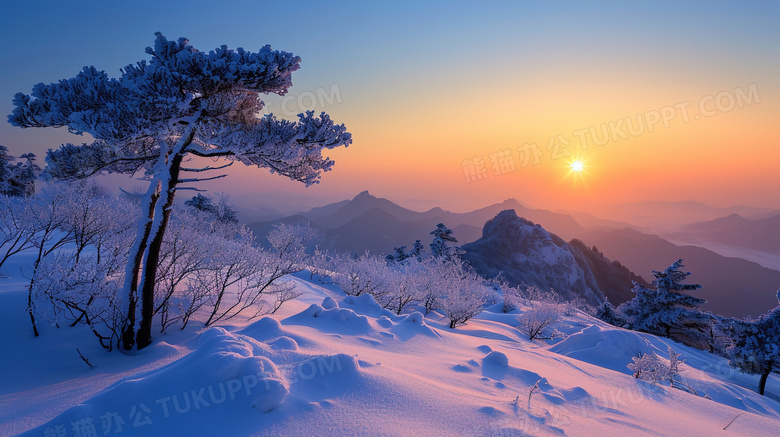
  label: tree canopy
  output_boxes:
[9,33,352,350]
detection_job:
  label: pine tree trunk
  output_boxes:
[759,368,770,395]
[135,153,185,350]
[121,190,159,350]
[128,113,200,351]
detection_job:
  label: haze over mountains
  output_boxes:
[669,213,780,254]
[247,191,780,319]
[583,201,776,232]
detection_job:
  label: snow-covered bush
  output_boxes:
[179,221,313,328]
[628,348,688,391]
[267,222,317,273]
[307,247,336,282]
[332,252,392,300]
[438,258,488,328]
[522,284,563,307]
[384,258,426,315]
[61,181,133,263]
[0,195,35,270]
[31,251,125,350]
[414,257,451,315]
[27,186,311,344]
[495,279,523,313]
[628,352,668,382]
[154,208,224,330]
[563,296,591,316]
[518,303,560,340]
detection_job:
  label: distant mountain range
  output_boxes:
[249,190,595,250]
[247,191,780,318]
[586,200,775,232]
[668,213,780,255]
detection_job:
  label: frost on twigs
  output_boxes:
[518,304,560,340]
[627,347,697,395]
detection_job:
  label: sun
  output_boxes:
[563,156,591,190]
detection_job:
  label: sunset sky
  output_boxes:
[1,1,778,213]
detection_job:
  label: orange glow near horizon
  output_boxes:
[3,3,778,215]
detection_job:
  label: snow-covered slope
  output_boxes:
[1,273,779,436]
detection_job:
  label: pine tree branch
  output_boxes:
[180,162,234,172]
[176,174,228,183]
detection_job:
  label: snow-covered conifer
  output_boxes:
[385,245,409,264]
[10,33,352,350]
[618,260,709,344]
[185,193,217,215]
[726,305,780,395]
[595,298,626,327]
[0,146,40,197]
[409,240,425,262]
[430,223,461,261]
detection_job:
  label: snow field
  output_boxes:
[1,272,779,436]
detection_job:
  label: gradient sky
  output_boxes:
[1,1,778,213]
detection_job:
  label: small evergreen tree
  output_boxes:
[430,223,460,261]
[595,298,626,327]
[409,240,425,262]
[185,193,217,215]
[618,259,709,342]
[386,239,425,264]
[185,193,238,224]
[0,146,40,197]
[385,245,409,264]
[726,305,780,395]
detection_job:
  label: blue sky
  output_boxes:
[1,1,778,211]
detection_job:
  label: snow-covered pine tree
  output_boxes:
[0,146,40,197]
[430,223,460,261]
[618,259,710,344]
[726,305,780,395]
[385,245,409,264]
[386,239,425,264]
[185,193,239,224]
[409,240,425,262]
[9,33,352,350]
[595,298,626,327]
[185,193,217,215]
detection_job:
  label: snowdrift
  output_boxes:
[4,276,780,436]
